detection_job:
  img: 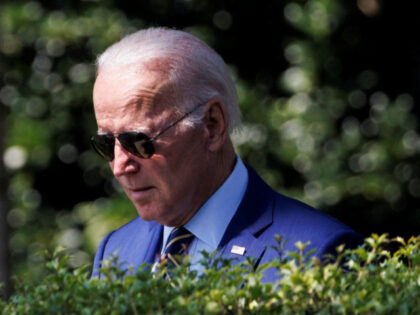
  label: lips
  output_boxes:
[130,186,152,192]
[128,186,154,199]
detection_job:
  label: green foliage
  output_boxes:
[2,235,420,314]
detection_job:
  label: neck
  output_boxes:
[173,140,236,227]
[212,139,237,189]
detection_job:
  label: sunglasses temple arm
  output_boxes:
[149,103,203,141]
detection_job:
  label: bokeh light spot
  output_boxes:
[0,34,23,55]
[7,208,28,228]
[284,43,305,64]
[22,189,42,209]
[56,229,83,249]
[23,2,44,20]
[58,144,78,164]
[0,85,19,106]
[68,63,93,83]
[46,38,65,57]
[348,90,367,108]
[3,146,27,170]
[26,97,47,118]
[281,67,312,92]
[213,10,233,30]
[284,3,303,23]
[32,55,53,73]
[357,0,380,17]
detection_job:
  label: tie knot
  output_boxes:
[164,226,194,256]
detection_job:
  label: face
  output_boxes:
[93,65,212,226]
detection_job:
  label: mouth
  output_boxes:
[128,186,154,198]
[130,186,153,192]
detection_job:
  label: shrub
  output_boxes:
[1,234,420,314]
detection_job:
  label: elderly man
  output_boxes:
[91,27,362,281]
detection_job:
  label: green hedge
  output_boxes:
[1,234,420,314]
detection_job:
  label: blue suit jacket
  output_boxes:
[92,166,363,281]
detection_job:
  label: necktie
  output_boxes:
[162,226,194,268]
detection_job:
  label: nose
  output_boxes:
[111,141,139,176]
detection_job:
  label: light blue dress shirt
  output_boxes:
[161,156,249,272]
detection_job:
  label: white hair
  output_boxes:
[96,27,240,133]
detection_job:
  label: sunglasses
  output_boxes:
[91,103,203,161]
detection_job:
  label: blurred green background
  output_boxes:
[1,0,419,290]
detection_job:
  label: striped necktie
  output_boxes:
[162,226,194,268]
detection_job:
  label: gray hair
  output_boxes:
[96,27,240,133]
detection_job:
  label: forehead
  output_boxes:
[93,64,176,132]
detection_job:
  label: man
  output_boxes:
[91,27,362,282]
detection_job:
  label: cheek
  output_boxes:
[171,135,207,168]
[151,161,188,199]
[150,132,206,193]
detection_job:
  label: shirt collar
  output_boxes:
[162,156,248,251]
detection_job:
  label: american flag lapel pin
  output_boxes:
[231,245,246,256]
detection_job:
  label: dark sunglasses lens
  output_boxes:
[118,132,155,159]
[91,134,115,161]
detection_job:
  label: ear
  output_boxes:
[202,99,229,152]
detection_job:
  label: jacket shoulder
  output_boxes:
[91,217,159,278]
[265,193,363,256]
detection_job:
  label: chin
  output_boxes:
[135,209,155,221]
[134,204,162,222]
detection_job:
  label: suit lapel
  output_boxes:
[122,220,162,271]
[218,165,275,268]
[219,230,267,266]
[142,222,163,265]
